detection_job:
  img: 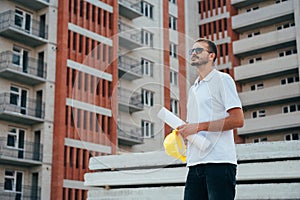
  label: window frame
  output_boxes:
[4,170,23,194]
[141,58,154,77]
[285,133,300,141]
[142,89,154,106]
[169,43,178,58]
[170,70,178,86]
[141,29,153,47]
[169,15,177,31]
[141,1,153,19]
[170,98,179,115]
[141,120,154,138]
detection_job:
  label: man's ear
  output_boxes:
[209,52,216,61]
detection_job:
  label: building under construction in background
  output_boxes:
[0,0,299,199]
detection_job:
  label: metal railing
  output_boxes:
[0,51,47,79]
[118,55,142,76]
[118,122,143,143]
[0,137,43,162]
[118,87,143,109]
[119,0,141,12]
[0,10,48,39]
[118,21,142,44]
[0,93,45,119]
[0,183,41,200]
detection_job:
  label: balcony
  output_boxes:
[118,21,143,50]
[118,87,143,113]
[231,0,262,8]
[0,137,43,166]
[232,0,293,33]
[118,55,142,80]
[239,83,300,107]
[0,10,48,47]
[118,122,144,145]
[234,54,298,82]
[9,0,50,11]
[238,112,300,135]
[0,51,47,85]
[0,93,45,125]
[0,183,41,200]
[233,27,296,57]
[119,0,142,20]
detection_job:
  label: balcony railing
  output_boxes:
[239,83,300,108]
[0,183,41,200]
[118,21,143,49]
[231,0,262,8]
[118,87,143,113]
[233,27,296,57]
[118,122,143,145]
[10,0,50,11]
[238,112,300,135]
[232,0,293,32]
[0,93,45,124]
[234,54,298,82]
[118,55,142,80]
[0,137,43,163]
[0,10,48,47]
[0,51,47,85]
[119,0,142,19]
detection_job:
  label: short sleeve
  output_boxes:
[220,74,242,112]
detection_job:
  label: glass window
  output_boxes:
[260,137,267,142]
[290,104,296,112]
[142,120,154,138]
[257,83,264,90]
[283,106,288,113]
[141,30,153,47]
[287,77,294,83]
[170,99,179,115]
[12,47,22,66]
[285,134,291,140]
[170,70,178,85]
[258,110,265,117]
[141,1,153,19]
[169,15,177,30]
[141,58,153,77]
[285,133,300,141]
[292,133,299,140]
[170,43,178,58]
[4,170,14,191]
[142,89,154,106]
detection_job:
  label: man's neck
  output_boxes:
[196,65,214,81]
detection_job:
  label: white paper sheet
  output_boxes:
[157,107,185,129]
[157,107,211,151]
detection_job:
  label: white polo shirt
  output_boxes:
[186,69,242,166]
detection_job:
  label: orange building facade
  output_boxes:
[51,0,118,199]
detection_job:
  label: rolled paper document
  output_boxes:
[157,107,210,151]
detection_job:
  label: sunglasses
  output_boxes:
[188,47,211,55]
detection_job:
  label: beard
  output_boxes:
[191,55,209,67]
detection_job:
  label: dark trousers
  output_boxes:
[184,163,237,200]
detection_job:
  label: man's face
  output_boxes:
[190,42,210,67]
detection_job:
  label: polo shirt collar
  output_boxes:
[194,69,217,86]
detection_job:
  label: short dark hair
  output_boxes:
[194,38,217,62]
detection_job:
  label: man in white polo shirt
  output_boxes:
[177,38,244,200]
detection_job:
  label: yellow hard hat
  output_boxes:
[163,129,186,162]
